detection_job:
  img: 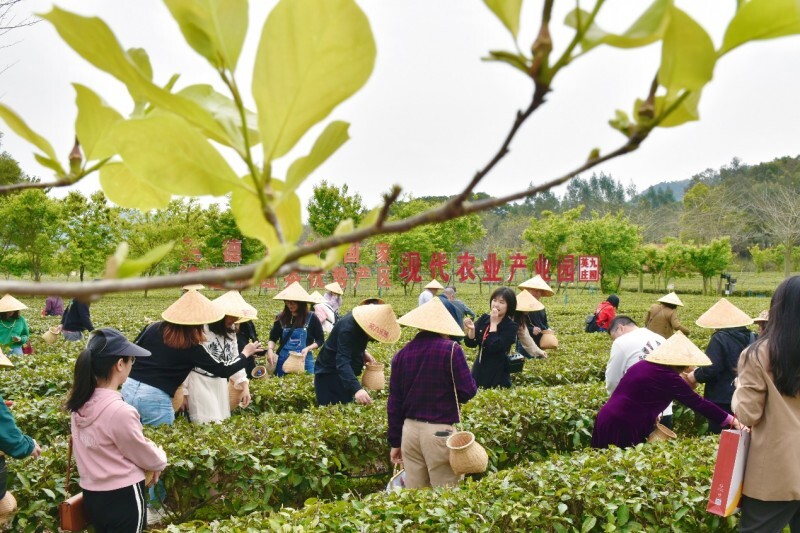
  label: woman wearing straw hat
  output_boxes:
[312,290,337,335]
[0,295,29,355]
[314,300,400,406]
[644,292,690,339]
[684,298,755,434]
[388,298,477,488]
[0,350,40,526]
[464,287,518,389]
[267,282,325,377]
[66,328,167,532]
[733,276,800,533]
[122,290,263,427]
[752,309,768,337]
[321,282,344,318]
[184,291,257,424]
[591,332,739,449]
[513,291,547,359]
[517,275,554,351]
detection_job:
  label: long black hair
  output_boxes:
[208,316,235,341]
[489,287,517,318]
[745,276,800,396]
[277,301,308,328]
[65,338,132,413]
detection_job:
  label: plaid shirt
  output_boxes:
[387,331,477,448]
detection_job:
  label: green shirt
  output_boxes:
[0,316,29,349]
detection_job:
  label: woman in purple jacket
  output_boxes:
[592,332,740,449]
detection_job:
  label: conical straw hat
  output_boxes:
[657,292,684,307]
[518,275,554,297]
[424,279,444,290]
[644,332,712,367]
[182,284,205,291]
[309,291,326,304]
[695,298,754,329]
[398,297,465,336]
[0,294,27,313]
[352,304,401,343]
[753,310,769,323]
[162,289,224,325]
[273,282,316,303]
[0,350,14,368]
[213,291,257,320]
[324,282,344,295]
[516,290,545,312]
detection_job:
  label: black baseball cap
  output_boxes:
[88,328,151,358]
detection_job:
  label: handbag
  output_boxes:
[21,341,33,355]
[707,423,750,517]
[385,466,406,492]
[59,436,89,532]
[446,343,488,474]
[507,351,525,374]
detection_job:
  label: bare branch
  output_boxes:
[0,179,75,194]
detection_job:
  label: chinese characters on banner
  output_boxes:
[557,255,575,283]
[222,239,242,263]
[429,252,450,283]
[456,252,476,282]
[578,255,600,282]
[399,252,422,284]
[507,252,527,282]
[534,254,551,282]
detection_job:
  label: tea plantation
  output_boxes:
[0,286,768,531]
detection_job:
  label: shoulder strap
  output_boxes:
[450,342,462,427]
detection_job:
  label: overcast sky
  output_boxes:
[1,0,799,213]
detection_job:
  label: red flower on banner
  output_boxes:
[332,266,349,288]
[376,243,390,264]
[399,252,422,283]
[456,252,476,282]
[507,252,528,282]
[308,272,325,289]
[482,253,503,282]
[344,243,360,264]
[283,272,302,286]
[354,266,371,288]
[534,253,551,281]
[429,252,451,283]
[557,255,575,283]
[377,266,392,288]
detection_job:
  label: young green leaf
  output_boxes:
[659,7,716,94]
[175,84,260,153]
[230,187,279,248]
[164,0,248,71]
[482,0,523,40]
[482,50,531,74]
[272,178,303,245]
[286,121,350,194]
[0,104,65,175]
[253,0,376,162]
[74,84,123,161]
[720,0,800,56]
[99,162,172,210]
[564,0,672,52]
[654,90,702,128]
[251,243,292,283]
[113,241,176,278]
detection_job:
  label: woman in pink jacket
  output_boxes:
[66,328,167,532]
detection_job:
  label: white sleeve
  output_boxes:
[605,343,626,395]
[230,368,248,388]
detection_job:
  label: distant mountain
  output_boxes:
[641,179,692,201]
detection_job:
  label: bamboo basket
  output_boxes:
[228,380,245,410]
[282,351,306,374]
[171,388,185,412]
[0,491,17,526]
[42,326,60,345]
[539,330,558,350]
[647,423,677,442]
[446,431,488,475]
[362,362,386,391]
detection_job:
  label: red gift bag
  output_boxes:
[22,341,33,355]
[707,428,750,517]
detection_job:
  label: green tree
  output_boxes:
[575,212,642,292]
[562,173,626,216]
[201,204,266,265]
[307,181,366,238]
[0,190,62,280]
[522,206,584,273]
[688,237,733,295]
[60,191,119,281]
[661,238,693,291]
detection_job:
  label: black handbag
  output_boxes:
[507,351,525,373]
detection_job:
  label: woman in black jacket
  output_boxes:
[464,287,517,388]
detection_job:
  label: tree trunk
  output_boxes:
[702,276,708,295]
[80,264,85,282]
[785,241,793,279]
[638,271,643,293]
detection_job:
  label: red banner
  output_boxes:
[557,255,575,283]
[456,252,476,282]
[482,253,503,282]
[399,252,422,284]
[223,239,242,263]
[579,255,600,282]
[429,252,450,283]
[507,252,528,282]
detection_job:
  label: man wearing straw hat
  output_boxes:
[752,309,768,337]
[314,300,400,406]
[388,298,477,488]
[517,275,554,353]
[644,292,690,339]
[684,298,755,434]
[418,279,444,307]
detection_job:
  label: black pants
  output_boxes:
[740,496,800,533]
[707,402,732,434]
[83,481,147,532]
[0,456,6,499]
[314,373,355,406]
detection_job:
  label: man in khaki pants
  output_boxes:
[388,298,478,488]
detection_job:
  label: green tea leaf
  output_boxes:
[74,83,123,161]
[99,162,172,210]
[108,115,241,196]
[482,0,523,39]
[164,0,248,70]
[286,121,349,193]
[116,241,175,278]
[659,7,716,93]
[564,0,672,52]
[253,0,376,161]
[0,103,65,175]
[720,0,800,56]
[581,516,597,533]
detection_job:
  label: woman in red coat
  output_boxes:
[595,295,619,332]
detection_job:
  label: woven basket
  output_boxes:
[171,388,184,412]
[647,422,677,442]
[539,331,558,350]
[446,431,488,475]
[144,470,154,486]
[42,326,60,345]
[282,351,306,374]
[228,380,245,410]
[0,491,17,525]
[251,365,268,379]
[362,362,385,391]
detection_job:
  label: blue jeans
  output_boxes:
[275,350,315,377]
[62,330,84,342]
[121,379,174,427]
[7,346,22,355]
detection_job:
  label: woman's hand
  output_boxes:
[354,389,373,405]
[11,336,20,343]
[532,326,542,335]
[242,341,264,358]
[30,439,41,459]
[363,351,376,364]
[240,383,252,409]
[489,308,500,330]
[390,447,402,465]
[148,470,162,488]
[463,317,475,338]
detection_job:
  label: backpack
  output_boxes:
[584,313,600,333]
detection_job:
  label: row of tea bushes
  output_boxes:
[159,436,736,532]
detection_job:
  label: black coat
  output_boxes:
[464,314,517,389]
[694,327,755,404]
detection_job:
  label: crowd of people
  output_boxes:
[0,273,796,531]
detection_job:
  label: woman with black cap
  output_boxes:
[66,328,168,532]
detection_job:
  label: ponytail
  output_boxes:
[65,347,124,412]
